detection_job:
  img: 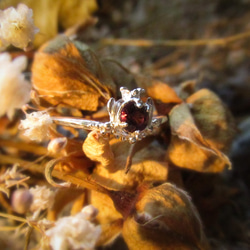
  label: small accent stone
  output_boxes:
[120,101,149,133]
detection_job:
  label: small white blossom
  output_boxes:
[29,185,55,213]
[0,4,39,50]
[0,53,30,119]
[46,205,101,250]
[19,111,54,142]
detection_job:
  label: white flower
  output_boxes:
[0,3,39,50]
[19,111,54,142]
[0,53,30,119]
[29,185,55,213]
[46,205,101,250]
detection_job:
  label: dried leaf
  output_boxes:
[32,36,116,111]
[167,102,231,172]
[0,0,98,47]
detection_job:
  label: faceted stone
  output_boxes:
[120,101,149,132]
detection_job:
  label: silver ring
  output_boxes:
[52,87,167,143]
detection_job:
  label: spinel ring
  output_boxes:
[52,87,167,143]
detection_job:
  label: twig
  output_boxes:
[0,139,48,155]
[101,30,250,47]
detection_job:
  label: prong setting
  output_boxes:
[52,87,167,144]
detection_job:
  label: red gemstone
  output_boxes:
[120,101,149,132]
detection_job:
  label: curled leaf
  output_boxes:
[167,102,231,172]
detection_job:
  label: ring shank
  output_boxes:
[52,117,101,130]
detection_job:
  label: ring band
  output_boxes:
[52,87,167,143]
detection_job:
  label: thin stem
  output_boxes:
[0,212,27,223]
[101,30,250,47]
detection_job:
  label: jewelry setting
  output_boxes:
[52,87,167,143]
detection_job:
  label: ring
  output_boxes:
[52,87,168,143]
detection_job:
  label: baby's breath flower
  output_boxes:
[29,185,55,213]
[0,53,30,119]
[19,111,54,142]
[0,4,39,50]
[45,205,101,250]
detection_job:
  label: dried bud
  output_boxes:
[11,188,33,214]
[81,205,99,221]
[122,183,209,250]
[48,137,68,155]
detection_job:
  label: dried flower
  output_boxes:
[0,4,39,50]
[0,53,30,119]
[122,183,209,249]
[29,185,55,213]
[45,205,101,250]
[0,165,29,197]
[19,111,54,142]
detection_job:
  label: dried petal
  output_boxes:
[82,131,114,169]
[146,80,182,104]
[186,88,236,152]
[167,102,231,172]
[32,36,115,111]
[90,138,168,190]
[123,183,209,250]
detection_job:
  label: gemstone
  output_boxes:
[120,101,149,133]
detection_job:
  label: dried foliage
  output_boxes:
[32,36,116,111]
[0,0,250,250]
